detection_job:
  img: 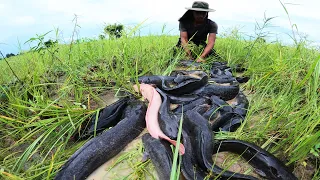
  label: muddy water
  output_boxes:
[86,129,158,180]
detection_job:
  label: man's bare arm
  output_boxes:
[200,33,216,59]
[180,31,193,59]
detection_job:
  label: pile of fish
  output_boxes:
[55,62,297,180]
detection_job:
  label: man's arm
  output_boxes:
[180,31,193,59]
[197,33,216,62]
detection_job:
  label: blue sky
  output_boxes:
[0,0,319,55]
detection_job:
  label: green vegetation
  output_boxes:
[0,23,319,180]
[101,23,124,39]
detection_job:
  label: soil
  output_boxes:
[212,152,261,179]
[88,91,119,110]
[86,129,158,180]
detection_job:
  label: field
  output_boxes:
[0,26,319,180]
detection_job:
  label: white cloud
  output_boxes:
[12,16,36,26]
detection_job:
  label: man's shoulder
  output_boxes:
[207,19,218,26]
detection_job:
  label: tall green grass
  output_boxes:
[0,25,319,179]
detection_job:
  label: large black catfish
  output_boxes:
[55,100,147,180]
[213,140,298,180]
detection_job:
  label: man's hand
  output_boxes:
[196,57,205,63]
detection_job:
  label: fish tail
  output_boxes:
[165,138,186,155]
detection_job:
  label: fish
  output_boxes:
[164,71,208,95]
[156,87,180,139]
[138,71,208,95]
[184,110,258,180]
[88,98,128,135]
[236,76,250,83]
[213,140,298,180]
[211,112,237,132]
[142,133,173,180]
[232,91,249,118]
[54,100,147,180]
[209,77,236,84]
[137,75,176,88]
[191,104,211,115]
[207,95,239,131]
[181,128,211,180]
[167,94,200,104]
[174,74,199,84]
[220,115,244,132]
[210,68,234,79]
[202,102,219,118]
[192,82,240,101]
[173,97,210,114]
[211,61,229,70]
[72,98,129,140]
[210,95,233,113]
[133,83,185,155]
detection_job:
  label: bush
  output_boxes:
[104,23,124,39]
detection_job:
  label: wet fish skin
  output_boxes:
[220,115,244,132]
[156,88,180,139]
[184,110,258,180]
[192,83,239,101]
[170,70,205,77]
[210,68,233,79]
[209,77,236,84]
[232,92,249,118]
[211,62,229,71]
[174,74,198,84]
[137,75,175,87]
[181,129,210,180]
[73,98,129,140]
[167,94,200,104]
[202,103,219,121]
[236,76,250,83]
[135,83,185,155]
[192,104,211,115]
[210,95,233,113]
[54,100,147,180]
[138,72,208,95]
[162,71,208,95]
[142,133,173,180]
[211,112,237,132]
[174,97,210,114]
[208,95,238,131]
[88,98,128,132]
[213,140,298,180]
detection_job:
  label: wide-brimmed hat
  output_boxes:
[185,1,215,12]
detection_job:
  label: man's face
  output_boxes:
[193,11,207,22]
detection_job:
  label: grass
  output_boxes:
[0,23,319,180]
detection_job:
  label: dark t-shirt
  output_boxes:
[178,19,218,46]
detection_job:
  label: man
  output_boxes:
[176,1,220,62]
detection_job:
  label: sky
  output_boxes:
[0,0,320,55]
